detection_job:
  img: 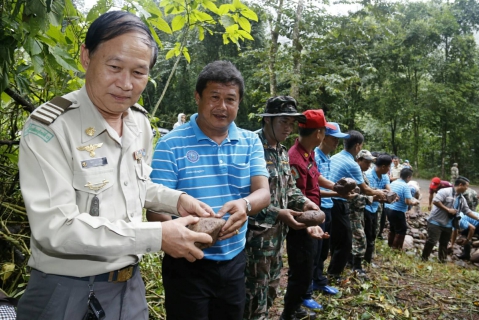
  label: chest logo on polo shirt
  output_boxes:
[186,150,200,163]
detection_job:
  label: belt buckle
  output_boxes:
[108,266,133,283]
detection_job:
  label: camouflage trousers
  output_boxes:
[350,208,366,258]
[243,223,286,320]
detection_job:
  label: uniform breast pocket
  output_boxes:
[135,160,153,205]
[73,168,114,215]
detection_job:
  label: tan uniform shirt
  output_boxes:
[19,87,182,277]
[390,164,403,180]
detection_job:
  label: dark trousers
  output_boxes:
[378,204,387,237]
[385,208,408,235]
[312,207,332,287]
[423,222,452,262]
[328,199,351,277]
[17,268,147,320]
[283,228,314,314]
[363,209,378,263]
[162,251,246,320]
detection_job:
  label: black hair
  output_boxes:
[298,127,317,137]
[392,155,398,159]
[454,176,470,186]
[400,168,413,180]
[343,130,364,150]
[195,61,244,99]
[376,154,392,167]
[371,151,380,158]
[85,11,158,69]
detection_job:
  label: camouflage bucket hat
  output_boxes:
[258,96,306,123]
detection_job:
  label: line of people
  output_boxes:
[12,11,479,320]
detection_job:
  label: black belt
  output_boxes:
[61,264,138,283]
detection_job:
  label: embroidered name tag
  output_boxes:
[81,157,108,169]
[24,123,54,142]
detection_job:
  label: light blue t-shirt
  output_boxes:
[330,150,364,202]
[457,212,479,230]
[314,147,333,209]
[385,179,412,213]
[150,113,268,261]
[365,169,390,213]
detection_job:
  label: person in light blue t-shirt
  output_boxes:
[149,61,270,320]
[385,168,419,250]
[450,211,479,260]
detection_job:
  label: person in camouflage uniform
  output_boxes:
[244,96,319,320]
[349,150,375,279]
[462,187,478,211]
[451,163,459,184]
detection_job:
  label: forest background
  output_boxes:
[1,0,479,317]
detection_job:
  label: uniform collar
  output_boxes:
[78,86,140,145]
[293,138,314,161]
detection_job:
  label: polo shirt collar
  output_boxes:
[315,147,329,160]
[340,149,355,160]
[372,169,381,180]
[190,113,239,143]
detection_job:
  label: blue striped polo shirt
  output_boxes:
[330,150,364,201]
[314,147,333,209]
[365,169,390,213]
[385,179,412,212]
[150,113,268,261]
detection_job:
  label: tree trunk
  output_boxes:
[290,0,304,99]
[268,0,284,97]
[441,119,447,179]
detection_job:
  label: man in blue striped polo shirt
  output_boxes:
[149,61,270,320]
[328,131,386,281]
[364,154,392,265]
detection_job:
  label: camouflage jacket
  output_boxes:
[349,171,373,214]
[248,129,307,228]
[463,188,478,211]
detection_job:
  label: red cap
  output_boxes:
[299,110,336,129]
[429,177,441,190]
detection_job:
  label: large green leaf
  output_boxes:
[171,15,186,31]
[202,0,219,14]
[151,17,173,34]
[237,16,251,33]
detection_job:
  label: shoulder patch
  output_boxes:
[131,104,149,116]
[24,123,54,142]
[291,166,300,180]
[31,96,73,126]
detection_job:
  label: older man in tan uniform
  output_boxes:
[16,11,214,320]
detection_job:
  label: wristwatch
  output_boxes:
[243,197,252,213]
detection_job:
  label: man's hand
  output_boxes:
[303,201,319,211]
[177,194,215,218]
[374,189,387,201]
[427,205,432,211]
[448,208,458,215]
[307,226,330,239]
[277,209,307,230]
[344,192,359,200]
[161,216,213,262]
[216,199,248,240]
